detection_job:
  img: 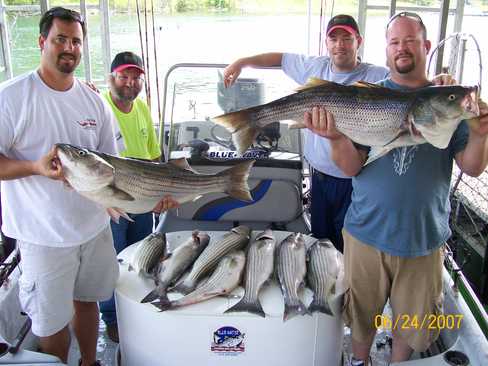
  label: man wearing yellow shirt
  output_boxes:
[100,51,161,342]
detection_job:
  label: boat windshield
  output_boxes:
[163,64,302,163]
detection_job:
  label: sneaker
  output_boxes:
[106,322,119,343]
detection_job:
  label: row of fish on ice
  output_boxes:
[127,226,344,321]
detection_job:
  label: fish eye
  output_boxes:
[448,94,456,101]
[78,150,86,156]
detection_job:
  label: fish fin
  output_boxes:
[328,293,344,318]
[219,159,255,202]
[365,146,394,165]
[205,291,225,297]
[106,208,121,223]
[283,300,309,321]
[151,298,172,311]
[353,81,383,89]
[233,123,261,155]
[141,287,168,304]
[128,264,134,272]
[295,77,332,91]
[107,207,134,223]
[212,109,253,134]
[168,158,199,173]
[225,297,266,317]
[308,298,333,316]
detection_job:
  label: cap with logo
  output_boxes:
[110,52,145,74]
[326,14,360,37]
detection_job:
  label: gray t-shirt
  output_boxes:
[282,53,389,178]
[344,78,469,257]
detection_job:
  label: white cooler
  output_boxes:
[115,230,343,366]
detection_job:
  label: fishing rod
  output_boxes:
[135,0,149,101]
[144,0,152,110]
[318,0,325,56]
[151,0,162,129]
[428,33,483,94]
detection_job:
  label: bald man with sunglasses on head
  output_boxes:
[304,12,488,366]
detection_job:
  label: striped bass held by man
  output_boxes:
[212,79,479,162]
[55,143,255,222]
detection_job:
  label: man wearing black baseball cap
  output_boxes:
[110,51,145,74]
[99,51,162,343]
[222,15,389,255]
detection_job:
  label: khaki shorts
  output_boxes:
[18,226,119,337]
[342,230,444,352]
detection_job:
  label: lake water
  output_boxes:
[4,10,488,94]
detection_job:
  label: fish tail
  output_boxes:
[283,300,309,322]
[141,286,168,304]
[213,110,261,155]
[308,298,333,316]
[219,160,255,202]
[225,297,266,318]
[151,298,172,311]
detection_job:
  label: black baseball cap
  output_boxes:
[110,52,144,74]
[326,14,360,37]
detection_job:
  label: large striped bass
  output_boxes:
[56,144,255,221]
[212,79,479,160]
[225,229,276,317]
[152,250,246,311]
[277,232,308,321]
[173,225,250,294]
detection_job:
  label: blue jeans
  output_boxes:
[311,170,352,253]
[100,212,153,325]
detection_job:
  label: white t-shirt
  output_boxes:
[282,53,389,178]
[0,70,124,247]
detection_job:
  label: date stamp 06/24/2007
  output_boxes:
[374,314,464,331]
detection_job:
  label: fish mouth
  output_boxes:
[55,143,79,161]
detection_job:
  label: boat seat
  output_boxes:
[156,160,309,233]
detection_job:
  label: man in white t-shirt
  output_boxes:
[0,7,179,366]
[223,15,389,253]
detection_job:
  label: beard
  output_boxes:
[111,86,139,102]
[111,84,140,103]
[56,53,80,74]
[394,54,416,74]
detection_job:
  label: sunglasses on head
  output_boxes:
[45,7,85,25]
[386,11,424,30]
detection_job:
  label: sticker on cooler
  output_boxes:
[211,326,245,355]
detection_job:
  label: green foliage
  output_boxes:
[205,0,231,10]
[401,0,435,5]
